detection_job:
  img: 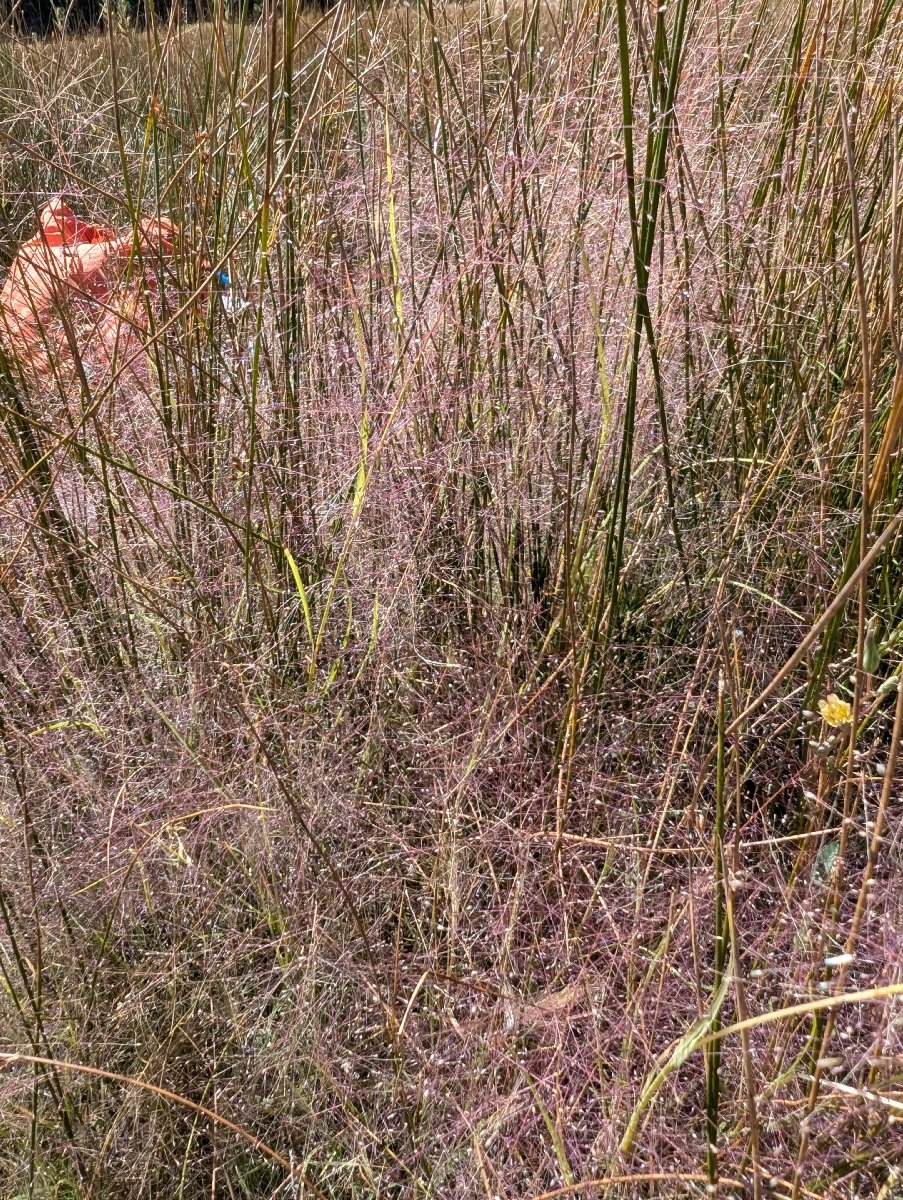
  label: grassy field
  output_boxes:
[0,0,902,1195]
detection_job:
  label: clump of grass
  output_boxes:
[1,0,903,1196]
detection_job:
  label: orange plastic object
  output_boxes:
[0,198,177,381]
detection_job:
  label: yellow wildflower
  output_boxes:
[819,693,852,728]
